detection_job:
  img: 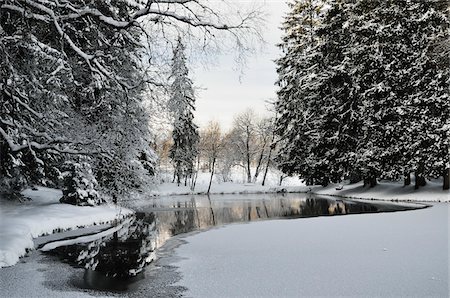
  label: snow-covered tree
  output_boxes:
[168,38,199,186]
[275,0,449,189]
[275,0,330,185]
[347,0,450,189]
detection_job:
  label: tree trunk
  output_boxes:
[253,149,265,183]
[261,144,274,186]
[207,157,216,194]
[246,158,252,183]
[246,128,252,183]
[404,173,411,186]
[321,177,329,187]
[0,137,8,182]
[363,174,377,188]
[443,168,449,190]
[191,155,200,191]
[414,170,426,189]
[176,167,181,186]
[253,139,268,183]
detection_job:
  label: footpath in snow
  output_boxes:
[0,187,132,268]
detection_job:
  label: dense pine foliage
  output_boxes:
[168,39,199,186]
[275,0,449,189]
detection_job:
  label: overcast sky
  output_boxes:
[192,1,288,130]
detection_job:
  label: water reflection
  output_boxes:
[45,194,423,291]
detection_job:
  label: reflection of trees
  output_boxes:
[51,213,157,278]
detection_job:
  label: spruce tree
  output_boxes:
[275,0,450,189]
[348,0,449,188]
[275,0,327,184]
[168,38,199,186]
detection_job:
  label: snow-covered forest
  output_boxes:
[275,0,449,190]
[0,0,262,204]
[1,0,449,207]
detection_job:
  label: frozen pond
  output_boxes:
[174,201,449,297]
[1,193,446,297]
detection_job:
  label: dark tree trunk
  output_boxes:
[253,138,268,183]
[261,150,273,186]
[414,171,426,190]
[443,168,449,190]
[0,138,7,179]
[253,149,265,183]
[404,173,411,186]
[176,167,181,186]
[349,171,361,184]
[207,157,216,194]
[363,174,377,188]
[246,128,252,183]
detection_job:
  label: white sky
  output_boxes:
[192,1,288,130]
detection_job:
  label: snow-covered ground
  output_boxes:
[152,169,304,196]
[310,179,449,203]
[153,169,449,203]
[174,203,449,297]
[0,187,133,268]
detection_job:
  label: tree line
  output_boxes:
[157,108,282,193]
[275,0,449,189]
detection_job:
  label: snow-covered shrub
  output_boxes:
[0,151,27,196]
[60,161,104,206]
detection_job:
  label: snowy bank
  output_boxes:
[309,179,449,203]
[0,187,133,268]
[152,170,305,196]
[153,170,449,203]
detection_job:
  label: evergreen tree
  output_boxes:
[168,39,199,186]
[275,0,327,184]
[275,0,449,189]
[348,0,449,188]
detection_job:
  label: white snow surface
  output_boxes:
[0,187,132,268]
[154,169,449,202]
[174,204,449,297]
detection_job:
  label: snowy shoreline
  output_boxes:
[0,187,133,268]
[151,179,449,203]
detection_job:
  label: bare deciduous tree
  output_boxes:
[229,109,258,183]
[200,121,223,193]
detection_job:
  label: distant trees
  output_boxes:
[275,0,449,189]
[195,109,277,187]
